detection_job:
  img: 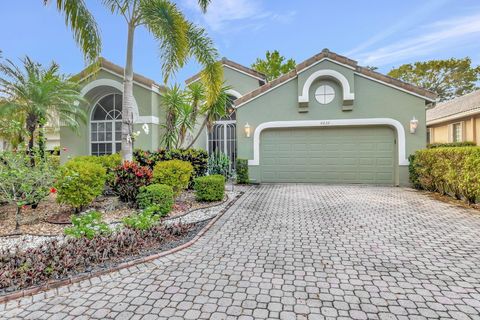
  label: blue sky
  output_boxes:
[1,0,480,86]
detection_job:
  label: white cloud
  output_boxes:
[354,12,480,67]
[346,0,450,56]
[181,0,295,32]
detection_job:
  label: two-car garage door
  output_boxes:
[260,127,395,184]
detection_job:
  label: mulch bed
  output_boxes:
[412,188,480,211]
[0,191,226,237]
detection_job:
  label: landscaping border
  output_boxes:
[0,191,246,310]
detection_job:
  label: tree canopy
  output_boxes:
[388,57,480,102]
[252,50,296,82]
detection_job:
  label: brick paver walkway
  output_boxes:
[3,185,480,319]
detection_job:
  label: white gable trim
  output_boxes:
[223,64,265,82]
[248,118,408,166]
[299,69,355,104]
[296,57,356,74]
[235,77,297,108]
[355,72,436,102]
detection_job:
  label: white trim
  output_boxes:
[226,89,243,99]
[427,108,480,125]
[355,72,436,103]
[248,118,408,166]
[235,77,297,108]
[296,57,356,74]
[451,121,463,143]
[223,64,265,81]
[137,116,160,125]
[299,69,355,104]
[78,67,162,94]
[80,78,148,124]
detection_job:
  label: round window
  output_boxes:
[315,85,335,104]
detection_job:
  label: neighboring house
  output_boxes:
[426,90,480,145]
[61,50,436,186]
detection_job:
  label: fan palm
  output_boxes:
[46,0,223,161]
[0,57,87,161]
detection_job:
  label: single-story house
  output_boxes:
[426,90,480,145]
[61,49,436,186]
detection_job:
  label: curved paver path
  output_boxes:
[3,184,480,319]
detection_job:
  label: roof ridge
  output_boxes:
[185,58,266,84]
[234,49,437,107]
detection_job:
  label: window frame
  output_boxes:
[451,122,463,143]
[89,93,123,156]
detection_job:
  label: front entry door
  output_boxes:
[208,121,237,169]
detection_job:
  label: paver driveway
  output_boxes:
[3,184,480,320]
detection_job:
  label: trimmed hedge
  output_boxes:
[136,184,174,215]
[134,148,208,186]
[236,158,249,184]
[194,175,225,202]
[153,160,193,196]
[410,147,480,203]
[427,141,476,149]
[70,154,121,187]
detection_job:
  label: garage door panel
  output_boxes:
[260,127,394,184]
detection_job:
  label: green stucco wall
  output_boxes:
[236,60,427,186]
[60,70,164,162]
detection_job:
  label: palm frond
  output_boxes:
[197,0,212,13]
[45,0,101,63]
[140,0,189,83]
[186,23,222,106]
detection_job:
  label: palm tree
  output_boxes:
[46,0,223,161]
[161,85,185,150]
[0,57,87,161]
[186,85,230,149]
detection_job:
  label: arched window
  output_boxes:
[90,93,122,156]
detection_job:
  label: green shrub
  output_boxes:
[412,147,480,203]
[236,158,249,184]
[55,161,106,212]
[194,175,225,202]
[136,184,174,215]
[111,161,152,203]
[427,141,476,149]
[208,152,232,179]
[0,152,55,230]
[134,148,208,187]
[122,207,160,230]
[64,211,111,239]
[153,160,193,196]
[70,154,121,187]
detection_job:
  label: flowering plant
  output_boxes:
[111,161,152,202]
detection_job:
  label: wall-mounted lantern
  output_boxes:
[244,123,251,138]
[410,117,419,134]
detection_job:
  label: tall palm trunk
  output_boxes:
[38,123,46,160]
[121,22,135,161]
[26,113,37,166]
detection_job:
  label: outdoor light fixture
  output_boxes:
[410,117,419,134]
[244,123,251,138]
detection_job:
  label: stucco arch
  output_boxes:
[298,69,355,105]
[80,78,140,121]
[226,89,243,99]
